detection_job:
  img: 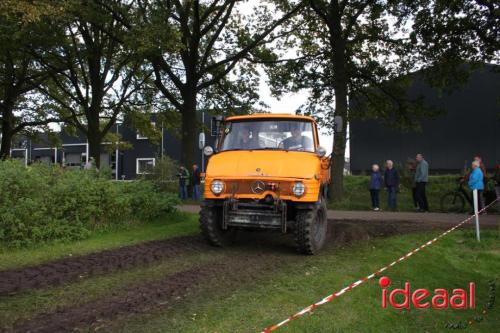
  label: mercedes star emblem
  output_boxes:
[251,180,266,194]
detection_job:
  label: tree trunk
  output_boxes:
[180,89,198,169]
[87,110,102,169]
[0,104,15,160]
[329,85,348,202]
[328,11,348,202]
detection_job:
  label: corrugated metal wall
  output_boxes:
[350,65,500,173]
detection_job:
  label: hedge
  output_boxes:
[0,160,179,247]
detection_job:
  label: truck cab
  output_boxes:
[200,114,331,254]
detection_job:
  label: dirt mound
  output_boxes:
[0,236,208,297]
[327,220,444,245]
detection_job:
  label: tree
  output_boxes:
[266,0,435,201]
[0,1,62,159]
[39,0,151,167]
[117,0,303,168]
[410,0,499,88]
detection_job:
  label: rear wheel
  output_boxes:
[200,205,236,247]
[294,203,328,255]
[440,192,465,213]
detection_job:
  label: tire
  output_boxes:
[294,202,328,255]
[440,192,465,213]
[199,205,236,247]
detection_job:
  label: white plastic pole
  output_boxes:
[473,189,480,242]
[85,141,89,164]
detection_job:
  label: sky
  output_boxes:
[237,1,340,156]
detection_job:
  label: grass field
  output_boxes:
[1,211,498,333]
[112,230,500,333]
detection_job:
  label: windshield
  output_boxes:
[220,119,315,152]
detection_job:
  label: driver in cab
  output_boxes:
[279,124,313,151]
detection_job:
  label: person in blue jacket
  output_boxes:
[369,164,383,211]
[468,160,484,212]
[384,160,400,210]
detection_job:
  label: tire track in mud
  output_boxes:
[9,254,287,333]
[0,236,208,297]
[0,219,483,298]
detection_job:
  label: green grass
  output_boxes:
[329,175,469,212]
[0,211,199,270]
[1,211,498,333]
[115,230,500,333]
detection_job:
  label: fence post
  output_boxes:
[473,189,480,242]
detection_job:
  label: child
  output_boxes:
[369,164,383,211]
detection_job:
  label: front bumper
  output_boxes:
[205,198,288,233]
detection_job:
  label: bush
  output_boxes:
[142,156,179,193]
[0,160,179,247]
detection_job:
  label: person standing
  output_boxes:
[414,153,429,212]
[177,166,189,200]
[369,164,383,211]
[474,156,488,187]
[468,160,484,212]
[192,164,201,201]
[384,160,400,211]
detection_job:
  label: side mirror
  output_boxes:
[211,116,224,137]
[203,146,214,156]
[334,115,343,133]
[198,132,206,149]
[317,146,327,157]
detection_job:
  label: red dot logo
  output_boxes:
[379,276,391,288]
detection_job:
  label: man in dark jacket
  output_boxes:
[384,160,400,211]
[177,166,189,200]
[192,164,201,201]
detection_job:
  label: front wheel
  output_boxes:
[294,203,328,255]
[440,192,465,213]
[200,205,236,247]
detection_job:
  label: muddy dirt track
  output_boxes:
[0,218,495,333]
[0,235,206,297]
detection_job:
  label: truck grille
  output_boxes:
[223,180,292,196]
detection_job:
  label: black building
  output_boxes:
[350,65,500,173]
[7,113,215,179]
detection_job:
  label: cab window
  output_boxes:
[220,120,315,152]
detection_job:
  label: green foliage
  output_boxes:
[142,156,179,193]
[0,160,179,247]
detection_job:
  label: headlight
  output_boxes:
[292,182,306,197]
[210,180,225,195]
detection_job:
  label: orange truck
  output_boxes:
[200,114,332,254]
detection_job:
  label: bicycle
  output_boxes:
[440,177,473,213]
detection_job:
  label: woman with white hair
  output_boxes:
[468,160,485,212]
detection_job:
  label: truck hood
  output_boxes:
[206,150,320,179]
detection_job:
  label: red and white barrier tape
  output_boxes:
[261,199,499,333]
